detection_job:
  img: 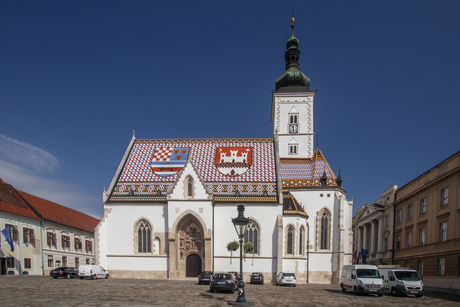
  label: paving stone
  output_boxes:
[1,276,459,306]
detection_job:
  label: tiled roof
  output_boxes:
[283,192,308,217]
[280,149,338,187]
[0,179,41,220]
[110,138,277,200]
[19,191,100,232]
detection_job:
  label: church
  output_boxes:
[96,19,353,284]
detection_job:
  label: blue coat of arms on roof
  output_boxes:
[150,147,189,177]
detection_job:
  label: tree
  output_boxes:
[227,241,239,264]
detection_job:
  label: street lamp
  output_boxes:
[229,204,253,306]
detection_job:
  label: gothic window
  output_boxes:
[287,225,294,255]
[320,209,331,250]
[299,226,305,256]
[187,176,193,197]
[244,220,259,254]
[137,219,152,253]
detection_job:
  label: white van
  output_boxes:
[78,265,109,279]
[340,264,384,296]
[378,268,424,297]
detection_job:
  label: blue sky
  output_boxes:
[1,1,459,219]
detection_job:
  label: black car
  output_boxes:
[249,272,264,284]
[210,273,236,293]
[50,267,79,279]
[198,271,214,284]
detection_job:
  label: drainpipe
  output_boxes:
[40,219,44,275]
[307,221,309,283]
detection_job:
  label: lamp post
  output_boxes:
[229,204,253,306]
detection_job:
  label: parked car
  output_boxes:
[198,271,214,284]
[249,272,264,284]
[228,271,239,279]
[379,268,424,297]
[210,273,237,293]
[50,267,79,279]
[340,264,384,296]
[276,272,296,286]
[78,265,109,279]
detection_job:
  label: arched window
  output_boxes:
[287,225,294,255]
[187,176,193,197]
[244,220,259,254]
[299,226,305,256]
[137,219,152,253]
[320,209,331,250]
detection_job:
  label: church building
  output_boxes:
[96,19,353,284]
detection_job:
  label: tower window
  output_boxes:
[290,114,298,124]
[289,145,298,154]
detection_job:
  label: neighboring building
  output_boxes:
[0,178,100,275]
[353,185,397,265]
[20,191,100,275]
[0,179,42,275]
[353,150,460,288]
[393,150,460,288]
[96,19,354,284]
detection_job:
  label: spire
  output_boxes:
[336,168,343,187]
[275,18,311,92]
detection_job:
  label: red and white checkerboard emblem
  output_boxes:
[151,147,189,177]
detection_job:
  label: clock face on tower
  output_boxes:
[289,124,298,134]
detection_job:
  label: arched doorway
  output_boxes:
[186,254,202,277]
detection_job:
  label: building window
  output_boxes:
[320,209,331,250]
[289,114,298,124]
[187,176,193,197]
[62,235,70,248]
[85,240,92,253]
[74,238,82,250]
[397,210,402,223]
[48,255,53,267]
[287,225,294,255]
[384,238,388,252]
[441,188,449,206]
[408,205,413,219]
[23,228,34,244]
[440,222,447,242]
[86,259,90,265]
[24,258,31,269]
[420,198,426,214]
[396,235,401,250]
[405,261,410,269]
[137,219,152,253]
[75,257,79,268]
[244,220,259,254]
[438,258,445,276]
[299,226,305,256]
[62,256,67,267]
[7,257,14,268]
[47,232,56,246]
[418,260,424,276]
[385,215,389,227]
[406,232,412,248]
[5,224,18,241]
[419,228,425,246]
[289,144,298,155]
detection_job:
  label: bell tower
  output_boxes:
[271,18,315,158]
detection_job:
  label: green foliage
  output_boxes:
[244,242,254,253]
[227,241,239,264]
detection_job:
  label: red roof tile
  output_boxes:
[18,190,100,233]
[0,179,41,221]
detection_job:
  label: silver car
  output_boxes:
[276,272,296,286]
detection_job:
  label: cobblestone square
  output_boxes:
[1,276,459,306]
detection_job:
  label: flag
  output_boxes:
[2,225,14,252]
[361,248,368,264]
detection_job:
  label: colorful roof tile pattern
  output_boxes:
[280,149,337,187]
[283,192,308,217]
[111,138,277,200]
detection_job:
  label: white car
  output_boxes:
[276,272,296,286]
[78,265,109,279]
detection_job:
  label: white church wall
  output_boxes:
[105,203,167,256]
